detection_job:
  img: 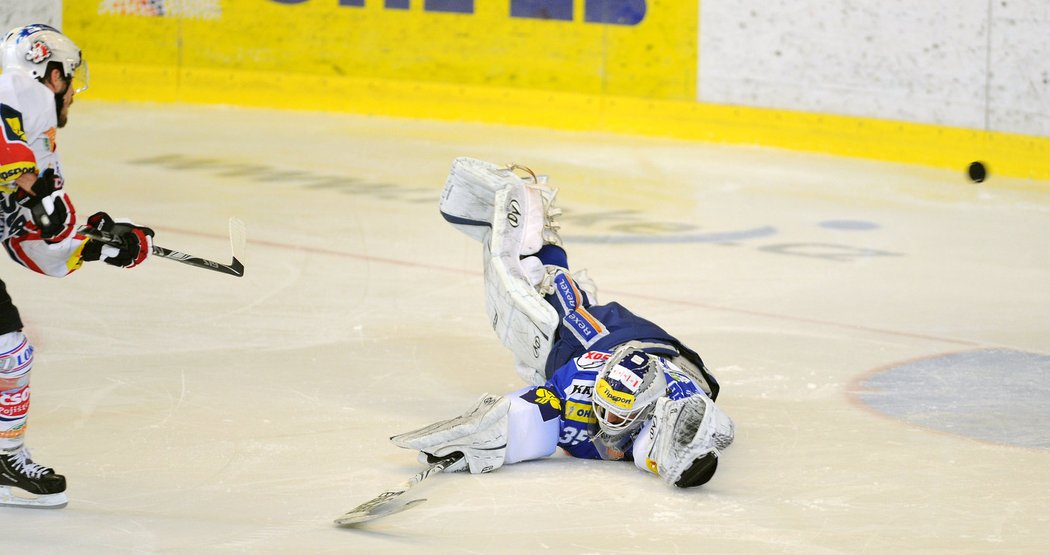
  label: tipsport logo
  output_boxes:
[269,0,647,25]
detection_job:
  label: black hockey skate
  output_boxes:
[0,447,68,509]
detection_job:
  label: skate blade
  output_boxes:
[334,498,427,526]
[0,486,68,509]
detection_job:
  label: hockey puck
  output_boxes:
[968,161,987,183]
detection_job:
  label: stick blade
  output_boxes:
[334,498,427,527]
[228,217,247,277]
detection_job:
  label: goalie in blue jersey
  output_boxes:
[391,158,734,488]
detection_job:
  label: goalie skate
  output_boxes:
[0,447,68,509]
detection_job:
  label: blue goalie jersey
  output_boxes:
[518,350,708,460]
[539,268,720,401]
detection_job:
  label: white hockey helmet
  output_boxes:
[1,24,88,93]
[592,342,668,455]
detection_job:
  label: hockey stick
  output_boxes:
[333,453,463,527]
[78,217,246,277]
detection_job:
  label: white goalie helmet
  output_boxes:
[592,342,668,456]
[1,24,88,93]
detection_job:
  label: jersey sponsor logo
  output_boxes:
[522,386,561,422]
[595,378,634,409]
[24,40,52,65]
[564,400,595,424]
[553,273,580,313]
[0,385,30,420]
[0,163,35,183]
[568,382,593,399]
[563,307,608,348]
[606,364,643,392]
[44,127,57,153]
[575,350,609,369]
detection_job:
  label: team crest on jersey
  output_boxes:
[1,104,28,143]
[24,40,52,64]
[522,387,561,422]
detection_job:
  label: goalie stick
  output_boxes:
[78,217,246,277]
[334,453,463,527]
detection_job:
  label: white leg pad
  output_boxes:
[439,157,558,254]
[442,157,563,384]
[439,157,527,243]
[484,239,558,385]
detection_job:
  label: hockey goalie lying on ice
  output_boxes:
[393,158,734,488]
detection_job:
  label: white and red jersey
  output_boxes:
[0,70,86,277]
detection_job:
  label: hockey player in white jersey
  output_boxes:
[392,158,734,487]
[0,24,155,508]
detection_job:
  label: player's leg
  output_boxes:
[0,330,67,509]
[530,244,598,319]
[440,158,565,384]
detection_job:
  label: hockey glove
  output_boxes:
[15,169,71,242]
[641,395,735,488]
[390,394,511,474]
[80,212,155,269]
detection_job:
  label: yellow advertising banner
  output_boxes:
[65,0,697,101]
[59,1,1050,180]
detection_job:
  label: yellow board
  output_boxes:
[63,0,1050,183]
[64,0,696,100]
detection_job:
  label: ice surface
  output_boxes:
[4,102,1049,553]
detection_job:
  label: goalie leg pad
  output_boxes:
[637,394,735,488]
[439,157,561,252]
[485,241,559,385]
[439,157,524,242]
[390,394,511,474]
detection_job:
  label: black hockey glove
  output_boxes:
[80,212,155,269]
[15,169,70,242]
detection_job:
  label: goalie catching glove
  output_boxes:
[636,394,735,488]
[390,394,511,474]
[80,212,154,268]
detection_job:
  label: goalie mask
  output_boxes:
[591,342,667,459]
[1,24,89,94]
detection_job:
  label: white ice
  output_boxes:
[5,102,1049,554]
